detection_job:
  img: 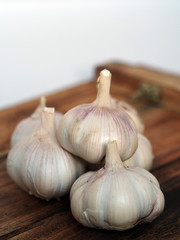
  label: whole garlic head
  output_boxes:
[58,69,138,163]
[10,96,63,148]
[112,100,144,133]
[7,107,85,200]
[70,141,164,231]
[124,133,154,170]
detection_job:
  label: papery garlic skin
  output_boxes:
[70,141,164,231]
[10,97,63,148]
[55,112,63,128]
[112,99,144,133]
[7,107,85,200]
[58,69,138,164]
[124,134,154,170]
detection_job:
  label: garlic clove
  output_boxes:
[112,99,144,133]
[58,69,138,164]
[7,107,85,200]
[70,141,165,230]
[124,133,154,170]
[10,97,63,148]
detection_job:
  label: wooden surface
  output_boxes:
[0,63,180,240]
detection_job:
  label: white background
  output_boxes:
[0,0,180,109]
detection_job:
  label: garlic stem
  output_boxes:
[95,69,112,107]
[39,96,46,107]
[32,96,46,118]
[105,141,124,168]
[40,107,56,138]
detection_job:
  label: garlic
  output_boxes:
[10,96,63,148]
[124,133,154,170]
[112,99,144,133]
[57,69,138,164]
[7,107,85,200]
[96,76,144,133]
[87,134,154,171]
[70,141,164,231]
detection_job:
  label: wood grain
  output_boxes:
[0,62,180,240]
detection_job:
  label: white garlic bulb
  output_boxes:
[58,69,138,164]
[7,107,85,200]
[10,96,63,148]
[112,99,144,133]
[124,134,154,170]
[70,141,164,231]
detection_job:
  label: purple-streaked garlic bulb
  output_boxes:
[124,133,154,170]
[57,69,138,164]
[112,99,144,133]
[70,141,165,231]
[7,107,85,200]
[10,97,63,147]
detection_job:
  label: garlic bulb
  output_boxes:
[10,96,63,148]
[70,141,164,231]
[58,69,138,164]
[112,99,144,133]
[7,107,85,200]
[124,134,154,170]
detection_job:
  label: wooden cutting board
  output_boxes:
[0,62,180,240]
